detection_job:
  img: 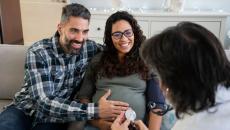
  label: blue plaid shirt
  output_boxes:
[13,32,101,124]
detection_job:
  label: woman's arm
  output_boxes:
[148,112,162,130]
[146,77,163,129]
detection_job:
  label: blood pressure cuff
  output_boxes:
[146,77,172,116]
[146,77,165,103]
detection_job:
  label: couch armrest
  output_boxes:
[0,44,29,99]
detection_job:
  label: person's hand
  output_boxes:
[134,120,149,130]
[111,112,130,130]
[98,89,129,119]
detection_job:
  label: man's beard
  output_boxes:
[65,39,85,55]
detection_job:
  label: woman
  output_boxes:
[76,11,163,130]
[113,22,230,130]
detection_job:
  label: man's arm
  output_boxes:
[26,50,128,122]
[26,50,98,121]
[80,98,112,130]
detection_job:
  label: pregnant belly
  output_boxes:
[92,88,146,120]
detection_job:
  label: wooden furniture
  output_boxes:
[0,0,23,44]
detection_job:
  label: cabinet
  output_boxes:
[89,11,229,47]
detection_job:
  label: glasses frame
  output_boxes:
[111,29,134,40]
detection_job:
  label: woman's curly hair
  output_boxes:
[94,11,149,80]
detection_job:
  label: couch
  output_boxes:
[0,44,29,111]
[0,44,230,112]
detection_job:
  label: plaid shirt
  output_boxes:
[13,32,101,124]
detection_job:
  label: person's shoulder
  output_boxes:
[86,39,101,45]
[92,52,103,62]
[90,52,103,64]
[86,39,104,51]
[28,37,53,53]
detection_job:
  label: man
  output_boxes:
[0,3,129,130]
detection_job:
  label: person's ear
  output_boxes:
[57,23,62,35]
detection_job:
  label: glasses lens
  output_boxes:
[112,29,133,40]
[112,32,122,39]
[124,30,133,37]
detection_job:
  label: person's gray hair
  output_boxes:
[60,3,91,23]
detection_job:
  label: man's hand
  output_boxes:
[98,89,129,119]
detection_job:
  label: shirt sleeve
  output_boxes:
[25,50,99,122]
[76,54,100,100]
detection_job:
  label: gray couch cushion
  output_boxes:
[0,45,28,99]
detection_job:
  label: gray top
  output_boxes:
[77,53,147,120]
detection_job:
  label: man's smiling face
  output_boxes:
[58,16,89,54]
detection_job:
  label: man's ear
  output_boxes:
[57,23,62,34]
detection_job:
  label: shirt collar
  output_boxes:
[50,31,66,57]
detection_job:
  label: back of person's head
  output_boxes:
[104,11,145,55]
[61,3,91,23]
[141,21,230,118]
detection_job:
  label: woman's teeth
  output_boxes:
[120,43,129,47]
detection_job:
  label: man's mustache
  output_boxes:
[69,40,84,44]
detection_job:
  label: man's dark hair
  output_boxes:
[61,3,91,22]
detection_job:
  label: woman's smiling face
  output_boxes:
[111,20,134,59]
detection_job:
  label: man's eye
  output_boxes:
[83,30,89,34]
[70,29,77,33]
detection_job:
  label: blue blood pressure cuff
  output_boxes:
[146,77,173,116]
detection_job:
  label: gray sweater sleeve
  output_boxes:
[76,53,102,100]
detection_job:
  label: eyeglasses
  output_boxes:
[111,29,134,40]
